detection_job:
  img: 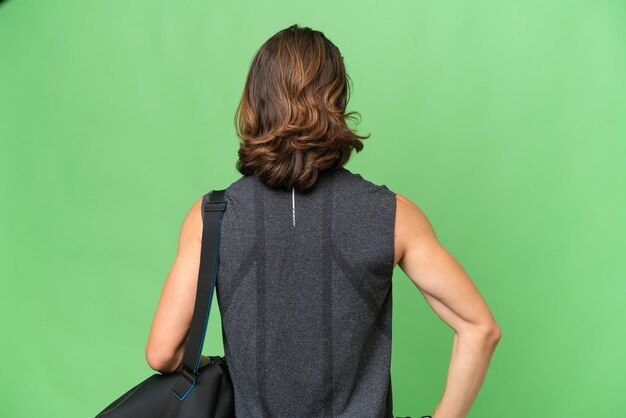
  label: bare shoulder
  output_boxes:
[393,193,439,268]
[177,197,204,249]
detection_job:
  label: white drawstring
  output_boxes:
[292,187,296,227]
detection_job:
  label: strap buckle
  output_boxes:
[203,200,227,212]
[170,366,199,401]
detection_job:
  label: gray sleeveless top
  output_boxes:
[215,166,397,417]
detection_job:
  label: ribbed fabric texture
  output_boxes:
[214,166,397,417]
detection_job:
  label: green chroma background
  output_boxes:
[1,1,624,417]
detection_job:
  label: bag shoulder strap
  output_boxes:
[171,189,227,400]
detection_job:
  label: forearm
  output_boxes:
[432,328,500,418]
[170,348,185,373]
[169,339,187,373]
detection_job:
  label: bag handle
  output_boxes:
[171,189,227,401]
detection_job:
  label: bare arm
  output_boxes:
[394,194,502,418]
[145,197,204,374]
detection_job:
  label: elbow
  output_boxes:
[145,344,178,374]
[145,350,168,373]
[458,322,502,346]
[487,324,502,345]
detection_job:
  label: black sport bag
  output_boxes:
[96,189,235,418]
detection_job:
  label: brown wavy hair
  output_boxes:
[234,24,370,192]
